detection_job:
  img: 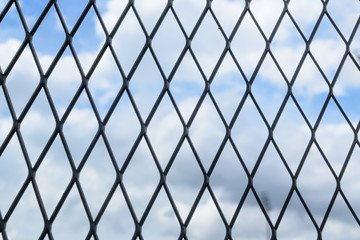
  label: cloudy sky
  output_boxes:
[0,0,360,239]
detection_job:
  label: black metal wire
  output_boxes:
[0,0,359,239]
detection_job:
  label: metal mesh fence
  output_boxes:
[0,0,360,239]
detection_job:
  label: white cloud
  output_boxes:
[277,208,316,240]
[0,0,6,9]
[172,0,205,35]
[232,199,272,240]
[249,0,284,38]
[0,115,12,144]
[288,0,323,38]
[326,0,360,40]
[35,137,72,214]
[211,0,245,36]
[134,0,168,33]
[0,135,28,213]
[0,39,23,72]
[288,0,323,25]
[310,37,346,77]
[189,97,226,169]
[62,106,98,164]
[146,98,183,166]
[5,185,43,240]
[334,57,360,96]
[0,87,12,144]
[21,110,54,161]
[95,0,128,35]
[323,218,360,240]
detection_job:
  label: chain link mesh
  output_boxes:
[0,0,360,239]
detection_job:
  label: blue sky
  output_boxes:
[1,0,360,240]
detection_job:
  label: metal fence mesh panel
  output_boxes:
[0,0,360,239]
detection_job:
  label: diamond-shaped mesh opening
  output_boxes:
[36,136,72,214]
[151,8,185,77]
[209,141,247,222]
[87,48,123,119]
[191,9,225,78]
[111,6,146,76]
[147,94,183,168]
[231,11,266,79]
[20,90,55,164]
[79,136,116,216]
[170,51,205,122]
[211,52,247,123]
[166,139,204,221]
[0,1,359,239]
[4,45,39,115]
[46,46,82,118]
[31,4,66,71]
[72,5,106,74]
